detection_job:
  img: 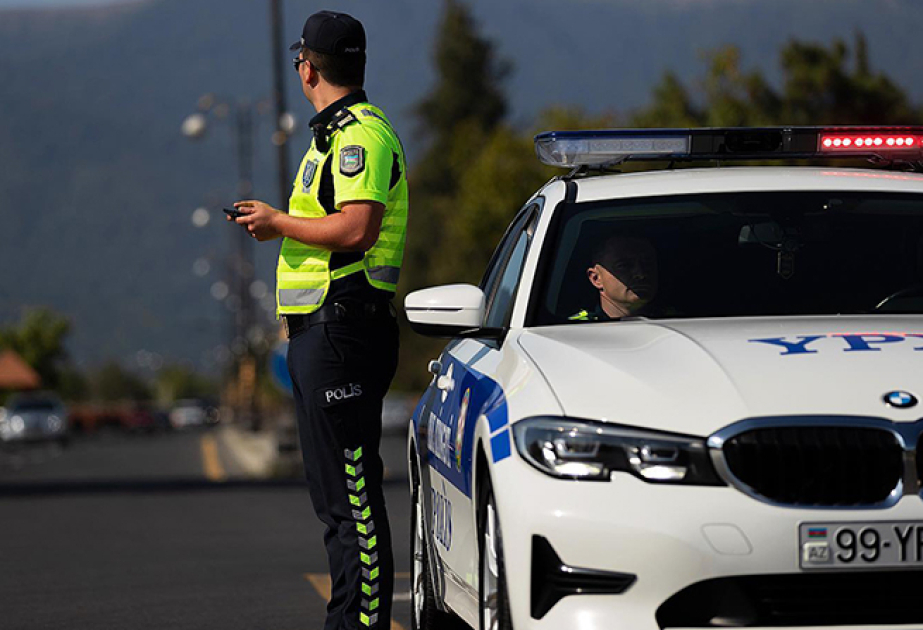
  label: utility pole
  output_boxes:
[270,0,291,211]
[235,102,255,360]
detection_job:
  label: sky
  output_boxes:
[0,0,125,6]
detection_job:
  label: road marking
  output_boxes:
[304,572,410,630]
[200,434,226,482]
[304,573,331,601]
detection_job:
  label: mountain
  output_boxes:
[1,0,922,376]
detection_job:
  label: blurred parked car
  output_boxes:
[125,403,171,433]
[169,399,219,429]
[0,392,69,446]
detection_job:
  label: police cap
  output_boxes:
[289,10,366,56]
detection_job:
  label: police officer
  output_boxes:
[231,10,407,630]
[570,235,658,321]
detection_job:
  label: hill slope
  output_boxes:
[1,0,921,374]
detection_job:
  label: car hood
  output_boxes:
[518,316,923,437]
[10,410,56,422]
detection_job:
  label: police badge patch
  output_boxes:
[340,145,365,177]
[302,159,319,192]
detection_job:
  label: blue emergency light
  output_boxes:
[534,126,923,168]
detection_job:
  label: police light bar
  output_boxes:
[534,126,923,168]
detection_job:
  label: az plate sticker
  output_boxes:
[340,145,365,177]
[301,159,319,192]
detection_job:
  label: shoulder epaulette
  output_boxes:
[327,108,360,136]
[313,107,361,152]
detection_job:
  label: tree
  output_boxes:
[155,364,216,404]
[435,105,618,285]
[91,361,152,402]
[779,34,915,125]
[632,35,918,129]
[394,0,512,391]
[412,0,508,197]
[404,0,510,295]
[632,71,702,128]
[0,307,71,390]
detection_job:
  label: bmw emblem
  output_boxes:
[883,391,918,409]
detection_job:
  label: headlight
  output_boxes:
[47,415,63,432]
[4,415,26,435]
[512,417,724,485]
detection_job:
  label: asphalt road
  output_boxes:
[0,427,415,630]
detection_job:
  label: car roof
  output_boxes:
[571,166,923,204]
[8,391,63,405]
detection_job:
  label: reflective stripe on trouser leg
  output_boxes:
[347,446,380,627]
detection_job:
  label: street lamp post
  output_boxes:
[182,97,291,430]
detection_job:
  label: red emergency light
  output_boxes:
[819,132,923,152]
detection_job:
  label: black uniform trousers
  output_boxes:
[287,312,399,630]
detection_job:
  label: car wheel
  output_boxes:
[479,475,512,630]
[411,455,444,630]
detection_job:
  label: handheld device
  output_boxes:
[224,207,246,220]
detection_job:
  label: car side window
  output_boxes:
[480,217,525,296]
[483,205,539,329]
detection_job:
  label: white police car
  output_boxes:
[405,127,923,630]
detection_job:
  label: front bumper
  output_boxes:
[0,421,68,443]
[495,458,923,630]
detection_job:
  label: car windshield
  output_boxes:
[531,190,923,325]
[9,397,58,411]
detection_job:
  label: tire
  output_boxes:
[478,475,513,630]
[410,454,446,630]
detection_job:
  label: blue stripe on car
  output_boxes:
[490,430,512,463]
[411,353,508,497]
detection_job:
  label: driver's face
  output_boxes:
[588,240,658,316]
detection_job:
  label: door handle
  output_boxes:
[437,374,455,392]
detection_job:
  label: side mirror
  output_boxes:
[404,284,503,339]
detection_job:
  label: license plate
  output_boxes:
[799,521,923,570]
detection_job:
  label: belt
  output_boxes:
[283,301,394,338]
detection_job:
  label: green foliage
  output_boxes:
[58,367,91,402]
[631,35,918,128]
[155,364,217,404]
[0,307,71,390]
[91,361,152,402]
[632,71,702,128]
[396,0,513,392]
[404,0,510,295]
[434,126,555,285]
[413,0,508,180]
[779,34,916,125]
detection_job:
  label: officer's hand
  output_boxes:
[233,200,282,242]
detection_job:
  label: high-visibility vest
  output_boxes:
[277,101,408,315]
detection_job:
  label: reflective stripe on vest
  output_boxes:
[278,288,325,307]
[368,265,400,285]
[276,102,408,315]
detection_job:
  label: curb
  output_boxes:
[219,424,278,478]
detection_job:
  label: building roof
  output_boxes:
[0,350,41,390]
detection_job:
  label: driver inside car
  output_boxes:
[570,235,659,321]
